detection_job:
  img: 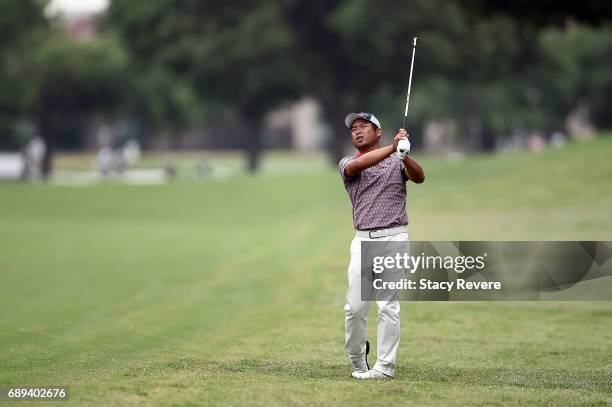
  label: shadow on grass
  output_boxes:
[128,359,611,392]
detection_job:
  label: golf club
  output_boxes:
[403,37,418,130]
[398,37,418,158]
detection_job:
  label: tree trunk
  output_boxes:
[243,117,262,173]
[38,114,56,180]
[480,120,496,152]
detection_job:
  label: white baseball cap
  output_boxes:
[345,112,382,129]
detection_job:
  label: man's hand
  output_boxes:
[392,128,409,150]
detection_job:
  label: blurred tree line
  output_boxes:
[1,0,612,176]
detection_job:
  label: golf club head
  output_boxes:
[366,340,370,370]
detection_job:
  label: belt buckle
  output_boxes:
[369,229,382,239]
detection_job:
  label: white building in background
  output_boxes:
[566,104,595,140]
[46,0,107,43]
[291,98,325,151]
[265,98,327,151]
[46,0,108,17]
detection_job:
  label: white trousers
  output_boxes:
[344,229,409,377]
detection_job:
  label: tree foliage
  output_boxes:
[28,33,129,176]
[3,0,612,176]
[108,0,304,170]
[0,0,48,147]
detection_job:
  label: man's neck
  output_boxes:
[356,143,380,157]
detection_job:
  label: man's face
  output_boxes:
[351,118,381,149]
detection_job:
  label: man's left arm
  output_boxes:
[402,155,425,183]
[395,128,425,183]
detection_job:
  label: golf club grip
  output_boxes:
[402,116,408,130]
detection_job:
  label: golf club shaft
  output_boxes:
[402,37,418,129]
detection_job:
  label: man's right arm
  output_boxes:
[344,145,394,177]
[344,133,406,177]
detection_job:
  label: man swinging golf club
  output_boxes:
[339,113,425,380]
[340,37,424,380]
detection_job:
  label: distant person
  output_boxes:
[339,112,425,380]
[550,132,567,148]
[113,148,127,175]
[22,137,45,181]
[163,154,178,180]
[123,139,142,165]
[96,147,113,178]
[528,132,545,153]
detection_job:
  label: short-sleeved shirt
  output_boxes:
[339,154,409,230]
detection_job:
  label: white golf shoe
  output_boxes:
[351,369,392,380]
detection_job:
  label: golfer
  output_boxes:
[339,112,425,380]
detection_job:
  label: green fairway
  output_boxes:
[1,137,611,406]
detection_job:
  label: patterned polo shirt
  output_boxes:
[339,154,409,230]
